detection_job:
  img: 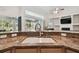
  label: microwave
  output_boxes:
[61,17,71,24]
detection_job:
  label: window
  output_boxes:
[24,10,44,31]
[25,18,43,31]
[0,16,18,32]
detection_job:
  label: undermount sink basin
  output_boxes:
[22,37,56,44]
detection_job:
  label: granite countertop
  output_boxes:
[42,30,79,34]
[1,30,79,34]
[0,36,79,52]
[0,36,27,51]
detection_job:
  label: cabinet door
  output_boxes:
[15,48,37,53]
[66,49,78,53]
[3,48,12,53]
[40,48,64,53]
[4,50,11,53]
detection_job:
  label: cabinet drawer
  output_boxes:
[15,48,37,53]
[41,48,64,53]
[66,49,77,53]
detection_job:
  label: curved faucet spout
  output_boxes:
[35,23,43,37]
[35,23,41,32]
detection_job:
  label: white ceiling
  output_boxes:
[23,6,79,16]
[23,6,59,16]
[0,6,79,17]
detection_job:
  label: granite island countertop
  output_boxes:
[0,35,79,52]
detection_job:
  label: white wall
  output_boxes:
[44,7,79,31]
[0,6,21,16]
[51,7,79,18]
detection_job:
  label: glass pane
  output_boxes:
[25,18,43,31]
[0,16,18,32]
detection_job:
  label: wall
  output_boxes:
[51,6,79,18]
[1,6,79,31]
[0,6,21,16]
[44,7,79,31]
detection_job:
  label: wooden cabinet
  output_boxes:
[2,47,79,53]
[66,48,78,53]
[13,47,65,53]
[66,49,76,53]
[4,50,11,53]
[40,47,65,53]
[15,48,37,53]
[13,47,38,53]
[2,48,12,53]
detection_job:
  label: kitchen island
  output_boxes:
[0,31,79,53]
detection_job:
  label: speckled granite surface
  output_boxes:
[0,35,79,52]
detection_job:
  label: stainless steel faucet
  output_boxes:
[35,23,43,37]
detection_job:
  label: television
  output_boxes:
[61,18,71,24]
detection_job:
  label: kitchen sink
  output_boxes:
[22,37,56,44]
